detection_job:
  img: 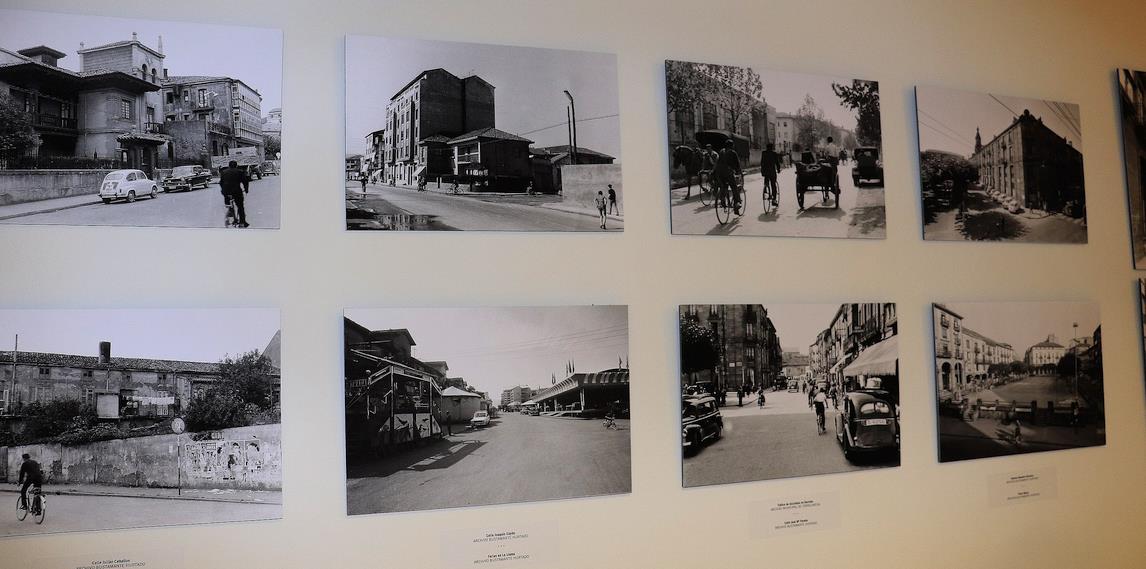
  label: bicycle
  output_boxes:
[697,170,714,206]
[16,485,45,525]
[450,181,461,195]
[816,409,826,435]
[714,174,745,225]
[603,414,619,430]
[762,176,778,214]
[223,196,240,228]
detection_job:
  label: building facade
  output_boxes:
[811,303,898,394]
[500,385,534,409]
[667,69,769,170]
[680,305,783,395]
[160,75,264,166]
[1025,336,1066,375]
[364,128,385,183]
[1120,70,1146,265]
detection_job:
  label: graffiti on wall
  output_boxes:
[380,413,439,443]
[183,438,266,481]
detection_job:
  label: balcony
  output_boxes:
[31,113,77,132]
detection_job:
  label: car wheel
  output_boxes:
[101,198,111,204]
[151,186,158,199]
[126,191,136,203]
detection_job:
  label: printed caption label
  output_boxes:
[441,521,558,568]
[989,466,1058,507]
[36,549,184,569]
[750,492,841,537]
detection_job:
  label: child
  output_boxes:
[595,191,607,229]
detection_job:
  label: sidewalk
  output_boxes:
[0,482,282,504]
[347,181,624,223]
[0,194,102,221]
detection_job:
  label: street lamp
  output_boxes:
[563,90,579,165]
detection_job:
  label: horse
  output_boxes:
[672,145,704,199]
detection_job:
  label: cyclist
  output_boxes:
[17,453,43,511]
[759,143,782,208]
[714,139,743,214]
[811,388,828,434]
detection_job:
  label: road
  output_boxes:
[670,163,886,238]
[1,176,281,229]
[346,182,620,231]
[0,492,280,537]
[683,389,897,487]
[923,189,1086,243]
[346,412,631,514]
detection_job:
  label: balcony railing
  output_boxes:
[144,122,164,134]
[31,113,77,130]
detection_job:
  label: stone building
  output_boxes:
[971,108,1085,215]
[500,385,534,409]
[1119,69,1146,266]
[680,305,783,396]
[666,67,770,170]
[160,75,264,166]
[812,303,898,395]
[1025,336,1066,376]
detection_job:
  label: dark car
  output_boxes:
[851,147,884,187]
[162,165,212,192]
[682,395,723,456]
[834,389,899,461]
[795,151,840,209]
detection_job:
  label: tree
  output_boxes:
[1008,360,1028,377]
[832,80,881,147]
[1057,352,1080,379]
[704,63,762,136]
[665,61,709,118]
[680,317,718,375]
[185,390,252,432]
[263,134,281,159]
[0,92,40,159]
[22,400,96,441]
[184,350,278,431]
[794,94,826,150]
[919,150,978,191]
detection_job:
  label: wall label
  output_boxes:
[35,550,183,569]
[989,467,1058,507]
[441,521,558,568]
[750,492,841,538]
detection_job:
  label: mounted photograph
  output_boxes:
[345,36,622,231]
[1119,70,1146,267]
[915,86,1086,243]
[344,306,630,514]
[933,302,1104,463]
[679,303,899,488]
[0,308,282,537]
[0,9,282,229]
[666,61,885,238]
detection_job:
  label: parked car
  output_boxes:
[162,165,212,192]
[681,395,723,456]
[99,169,159,204]
[834,389,899,461]
[852,147,884,187]
[470,411,490,428]
[261,161,279,176]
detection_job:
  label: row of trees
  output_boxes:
[0,93,41,161]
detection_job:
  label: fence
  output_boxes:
[941,398,1089,427]
[0,155,124,170]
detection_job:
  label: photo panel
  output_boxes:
[0,9,283,229]
[932,302,1104,463]
[1119,70,1146,267]
[344,36,622,231]
[666,61,886,239]
[915,86,1086,243]
[0,308,282,537]
[343,306,630,514]
[679,303,899,488]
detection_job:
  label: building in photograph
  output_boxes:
[364,127,385,182]
[970,108,1084,214]
[528,368,629,413]
[262,106,281,138]
[500,385,534,409]
[345,153,362,180]
[814,303,898,395]
[529,144,615,194]
[1025,335,1066,375]
[160,75,264,165]
[1119,70,1146,266]
[666,65,770,170]
[680,304,783,396]
[780,351,809,382]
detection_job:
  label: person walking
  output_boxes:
[607,184,619,215]
[219,160,251,228]
[444,411,453,436]
[737,386,744,407]
[360,174,368,196]
[595,190,608,229]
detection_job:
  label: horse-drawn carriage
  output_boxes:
[795,149,840,210]
[673,130,750,208]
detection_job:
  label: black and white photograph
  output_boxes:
[916,86,1086,243]
[0,308,282,537]
[933,302,1104,463]
[679,303,899,488]
[0,9,282,229]
[667,61,885,238]
[344,306,630,514]
[1119,70,1146,267]
[345,36,622,231]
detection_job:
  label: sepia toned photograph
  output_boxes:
[679,303,899,488]
[933,302,1104,463]
[667,61,885,238]
[344,306,630,514]
[0,9,282,229]
[345,36,622,231]
[0,308,282,537]
[916,86,1086,243]
[1119,70,1146,267]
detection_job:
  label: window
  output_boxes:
[32,385,51,402]
[120,99,133,119]
[83,387,95,405]
[157,373,168,386]
[198,89,208,106]
[82,370,93,379]
[183,90,190,103]
[38,367,50,376]
[166,92,174,105]
[147,106,155,122]
[123,371,132,381]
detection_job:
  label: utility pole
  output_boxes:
[7,334,16,414]
[563,90,578,165]
[1072,322,1079,399]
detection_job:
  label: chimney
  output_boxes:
[157,35,164,55]
[98,341,111,364]
[132,32,138,41]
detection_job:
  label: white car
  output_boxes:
[99,169,159,204]
[470,411,490,428]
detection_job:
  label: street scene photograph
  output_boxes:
[344,306,630,514]
[0,9,282,229]
[345,36,622,231]
[1118,69,1146,267]
[666,61,885,238]
[916,86,1086,243]
[933,302,1104,463]
[0,308,282,537]
[679,303,899,488]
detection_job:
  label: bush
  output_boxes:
[22,400,96,441]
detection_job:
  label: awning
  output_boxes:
[413,165,426,178]
[116,132,168,146]
[843,336,898,377]
[829,358,846,374]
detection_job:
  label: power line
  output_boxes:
[989,94,1020,117]
[518,113,620,136]
[917,109,974,145]
[918,120,973,150]
[1041,100,1080,139]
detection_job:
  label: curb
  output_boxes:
[537,203,624,222]
[0,198,102,222]
[0,487,281,505]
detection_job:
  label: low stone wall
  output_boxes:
[0,169,116,206]
[2,423,282,491]
[561,164,623,212]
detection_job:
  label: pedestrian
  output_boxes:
[445,411,452,436]
[737,387,743,407]
[1013,417,1023,444]
[360,174,368,196]
[607,184,619,215]
[1071,402,1080,435]
[219,160,251,228]
[595,190,608,229]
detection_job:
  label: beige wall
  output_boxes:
[1,0,1145,567]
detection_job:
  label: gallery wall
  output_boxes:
[0,0,1144,566]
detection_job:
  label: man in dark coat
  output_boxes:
[219,160,251,227]
[715,140,742,213]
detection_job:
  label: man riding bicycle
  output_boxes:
[759,143,782,207]
[811,388,828,434]
[17,453,43,509]
[714,140,743,214]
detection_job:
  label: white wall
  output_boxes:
[0,0,1144,567]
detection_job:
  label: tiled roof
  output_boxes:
[420,134,451,144]
[448,127,532,145]
[77,40,164,59]
[161,75,229,85]
[0,351,220,375]
[532,145,614,160]
[1030,340,1064,349]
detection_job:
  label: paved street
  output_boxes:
[0,492,280,537]
[670,164,885,238]
[0,176,281,229]
[346,182,621,231]
[923,189,1086,242]
[683,389,897,487]
[346,412,631,514]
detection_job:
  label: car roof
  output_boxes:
[683,395,715,405]
[107,169,140,175]
[845,389,894,403]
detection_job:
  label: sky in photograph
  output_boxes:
[916,86,1082,158]
[345,306,628,397]
[750,66,872,133]
[0,9,282,111]
[763,304,844,354]
[0,309,280,363]
[941,302,1099,353]
[345,36,621,158]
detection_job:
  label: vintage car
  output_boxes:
[795,150,840,209]
[98,169,159,204]
[682,395,723,456]
[470,410,491,428]
[834,389,899,461]
[162,165,212,192]
[261,161,279,176]
[787,380,799,392]
[851,147,884,187]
